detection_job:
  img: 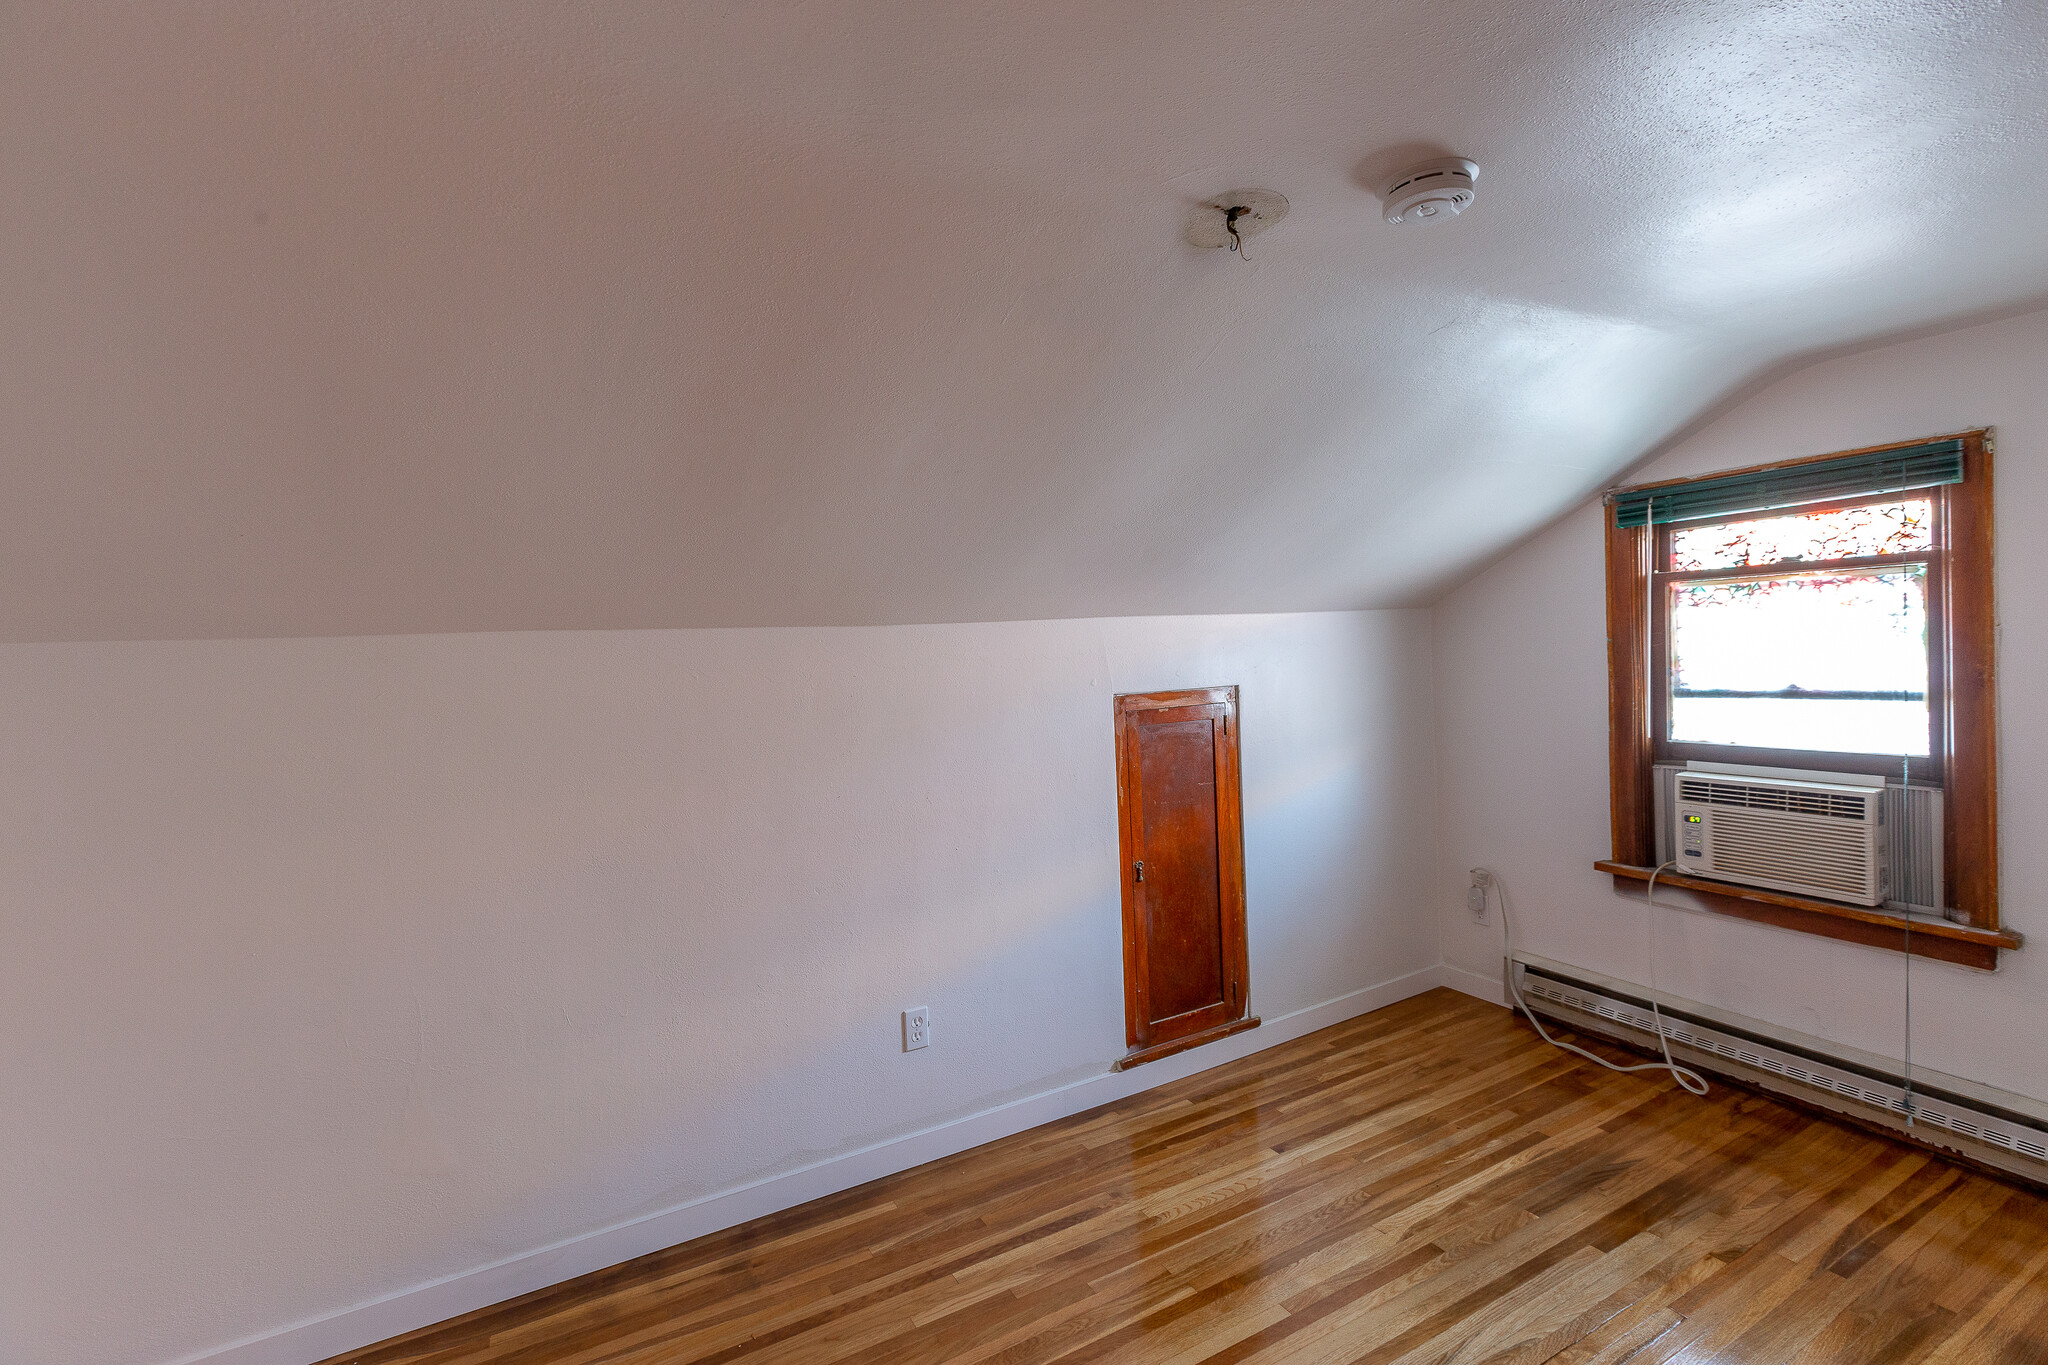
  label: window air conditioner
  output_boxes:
[1671,771,1888,906]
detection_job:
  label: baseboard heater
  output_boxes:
[1510,954,2048,1183]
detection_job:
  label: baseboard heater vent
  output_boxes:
[1515,963,2048,1166]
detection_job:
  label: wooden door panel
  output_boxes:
[1135,712,1227,1023]
[1114,687,1255,1068]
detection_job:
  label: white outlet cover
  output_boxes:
[903,1007,930,1052]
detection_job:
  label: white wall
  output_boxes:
[0,610,1437,1365]
[1436,306,2048,1102]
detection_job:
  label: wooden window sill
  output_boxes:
[1595,861,2021,971]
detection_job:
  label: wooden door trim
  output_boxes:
[1113,685,1254,1068]
[1112,1016,1261,1071]
[1116,685,1238,714]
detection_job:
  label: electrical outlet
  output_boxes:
[1468,869,1494,923]
[903,1007,930,1052]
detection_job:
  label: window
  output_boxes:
[1599,431,2015,968]
[1658,493,1937,770]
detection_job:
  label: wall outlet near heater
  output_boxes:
[1467,868,1493,922]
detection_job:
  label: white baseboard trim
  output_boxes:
[174,963,1447,1365]
[1439,959,1507,1007]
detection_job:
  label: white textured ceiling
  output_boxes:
[4,1,2046,640]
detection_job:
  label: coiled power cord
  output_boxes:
[1475,865,1708,1097]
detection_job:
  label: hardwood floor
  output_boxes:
[325,988,2048,1365]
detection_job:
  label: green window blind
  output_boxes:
[1611,438,1965,529]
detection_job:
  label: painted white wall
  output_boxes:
[1435,306,2048,1101]
[0,610,1437,1365]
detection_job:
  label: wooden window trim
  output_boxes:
[1602,429,2018,969]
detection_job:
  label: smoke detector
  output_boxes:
[1379,157,1479,225]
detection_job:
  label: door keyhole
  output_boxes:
[1133,861,1145,882]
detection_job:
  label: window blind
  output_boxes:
[1610,438,1965,529]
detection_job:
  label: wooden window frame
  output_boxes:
[1598,430,2020,970]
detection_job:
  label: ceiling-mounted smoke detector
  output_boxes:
[1379,157,1479,225]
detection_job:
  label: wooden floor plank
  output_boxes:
[320,990,2048,1365]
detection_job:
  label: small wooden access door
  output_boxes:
[1113,686,1256,1069]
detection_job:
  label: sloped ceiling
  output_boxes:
[4,1,2047,640]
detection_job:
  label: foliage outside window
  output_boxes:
[1660,495,1935,765]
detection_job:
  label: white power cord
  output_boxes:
[1478,866,1708,1097]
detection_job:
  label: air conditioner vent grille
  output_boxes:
[1705,809,1877,897]
[1672,772,1885,904]
[1675,776,1869,821]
